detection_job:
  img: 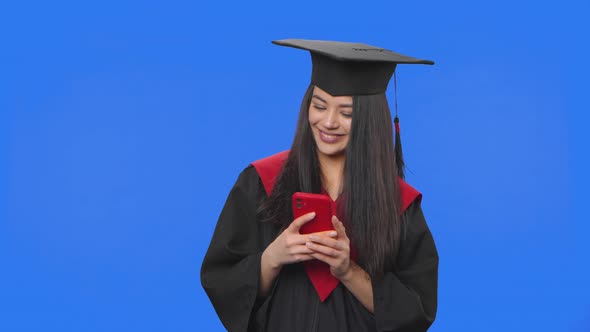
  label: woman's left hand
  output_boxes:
[306,215,352,280]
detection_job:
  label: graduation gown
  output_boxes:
[201,156,439,332]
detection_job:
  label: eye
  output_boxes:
[341,112,352,118]
[313,104,326,111]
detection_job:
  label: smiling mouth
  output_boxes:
[318,130,343,143]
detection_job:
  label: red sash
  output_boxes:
[251,150,422,301]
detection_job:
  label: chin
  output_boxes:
[316,144,346,157]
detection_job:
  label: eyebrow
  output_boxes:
[312,95,353,108]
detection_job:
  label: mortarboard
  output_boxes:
[271,38,433,96]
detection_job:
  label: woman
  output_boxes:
[201,39,438,332]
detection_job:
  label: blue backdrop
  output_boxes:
[1,1,589,331]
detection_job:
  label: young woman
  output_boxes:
[201,39,439,332]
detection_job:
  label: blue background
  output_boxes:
[1,0,589,331]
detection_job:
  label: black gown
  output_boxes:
[201,165,439,332]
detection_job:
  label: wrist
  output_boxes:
[262,247,282,272]
[339,263,356,283]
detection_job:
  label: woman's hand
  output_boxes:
[306,215,352,280]
[259,213,339,296]
[263,212,337,271]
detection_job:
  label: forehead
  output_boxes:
[312,86,353,104]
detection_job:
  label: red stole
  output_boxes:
[251,150,422,302]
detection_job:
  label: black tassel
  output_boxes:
[394,116,405,179]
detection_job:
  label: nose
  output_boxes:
[323,110,339,129]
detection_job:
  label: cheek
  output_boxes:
[343,119,352,134]
[308,110,320,126]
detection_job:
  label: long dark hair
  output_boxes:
[257,84,403,278]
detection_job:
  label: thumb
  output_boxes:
[290,212,316,231]
[332,216,346,236]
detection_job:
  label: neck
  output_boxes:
[317,152,345,199]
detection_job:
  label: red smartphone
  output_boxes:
[292,192,335,235]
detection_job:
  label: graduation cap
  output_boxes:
[272,38,434,179]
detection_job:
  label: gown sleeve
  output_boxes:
[372,199,439,332]
[200,166,267,332]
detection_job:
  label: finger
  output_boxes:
[308,234,342,250]
[309,251,336,266]
[332,216,348,238]
[288,234,318,246]
[290,212,316,231]
[306,241,340,258]
[311,230,338,238]
[291,254,315,263]
[287,233,333,248]
[289,244,316,255]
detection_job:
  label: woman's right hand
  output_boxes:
[263,212,337,270]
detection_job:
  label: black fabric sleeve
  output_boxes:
[372,199,439,332]
[200,166,266,332]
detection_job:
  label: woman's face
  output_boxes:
[308,86,353,158]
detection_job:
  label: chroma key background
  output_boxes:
[1,0,589,331]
